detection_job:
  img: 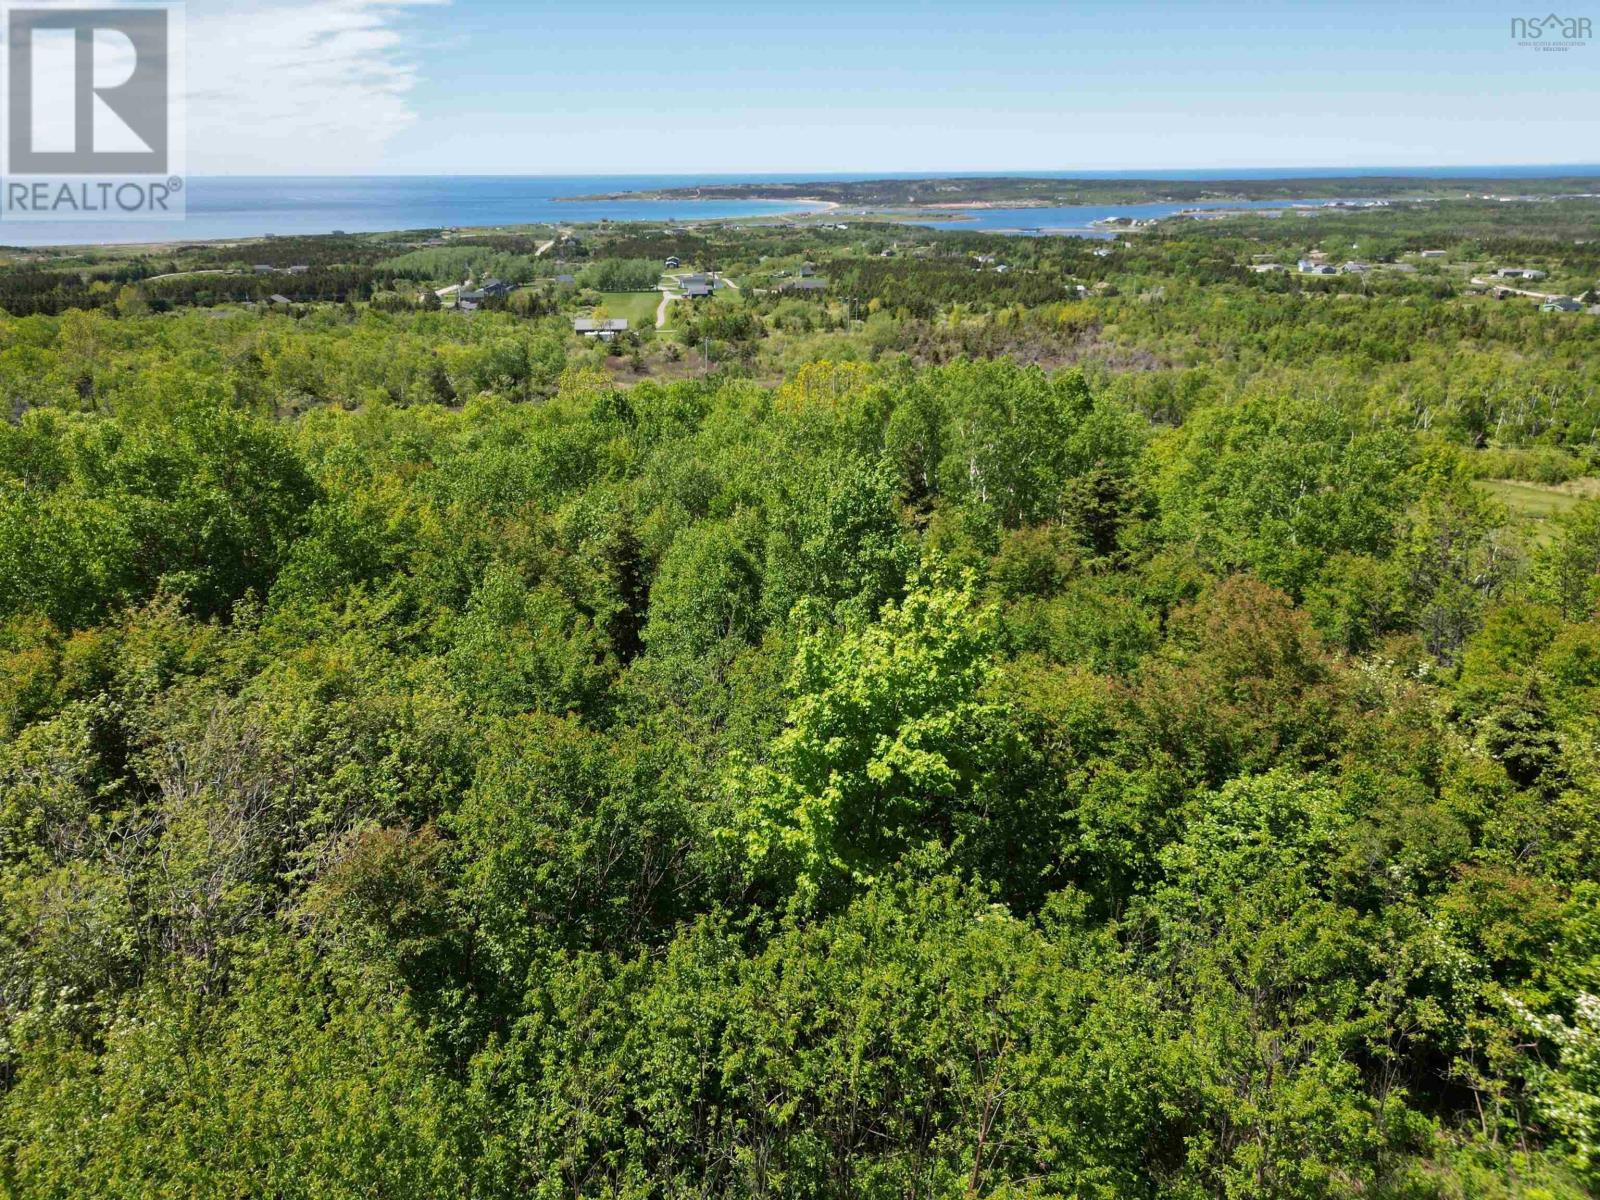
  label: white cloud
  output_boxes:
[187,0,444,173]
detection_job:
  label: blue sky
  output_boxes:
[182,0,1599,174]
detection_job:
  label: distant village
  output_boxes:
[1233,251,1600,316]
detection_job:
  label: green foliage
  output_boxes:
[1534,499,1600,621]
[727,577,1046,907]
[577,258,664,292]
[449,562,613,719]
[1154,392,1417,596]
[761,453,912,624]
[1,947,472,1200]
[451,714,701,979]
[1519,992,1600,1186]
[643,517,763,659]
[0,402,317,627]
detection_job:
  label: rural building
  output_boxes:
[1341,261,1371,273]
[664,256,681,268]
[1496,267,1547,280]
[1541,297,1583,313]
[682,282,714,299]
[1418,250,1446,258]
[458,279,510,307]
[782,278,828,293]
[574,318,629,338]
[1250,263,1284,273]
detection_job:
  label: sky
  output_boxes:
[164,0,1600,174]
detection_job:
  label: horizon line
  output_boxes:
[182,163,1600,180]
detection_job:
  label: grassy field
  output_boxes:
[594,291,662,329]
[1477,477,1600,541]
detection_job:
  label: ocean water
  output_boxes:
[899,198,1368,237]
[1,167,1595,248]
[0,175,838,247]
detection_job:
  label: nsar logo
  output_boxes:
[1510,11,1592,50]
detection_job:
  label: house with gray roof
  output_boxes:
[574,318,629,338]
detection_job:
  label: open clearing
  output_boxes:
[1477,477,1600,539]
[594,291,663,328]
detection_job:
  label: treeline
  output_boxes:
[190,234,414,270]
[828,258,1084,315]
[0,260,177,317]
[142,265,393,308]
[0,307,572,415]
[0,266,400,316]
[380,247,549,285]
[577,257,664,291]
[1205,199,1600,267]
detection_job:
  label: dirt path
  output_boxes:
[656,288,678,329]
[1470,276,1559,300]
[535,239,556,257]
[142,269,232,282]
